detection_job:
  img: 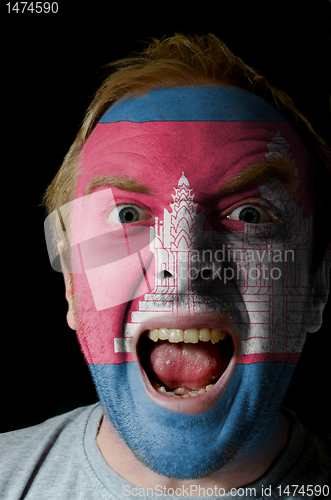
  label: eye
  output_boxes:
[107,204,150,225]
[226,204,272,224]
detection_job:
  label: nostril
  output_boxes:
[161,270,173,279]
[199,268,213,280]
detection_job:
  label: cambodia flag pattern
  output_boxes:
[44,87,318,478]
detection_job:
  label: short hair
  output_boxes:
[43,33,331,268]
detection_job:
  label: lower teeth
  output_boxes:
[155,383,215,398]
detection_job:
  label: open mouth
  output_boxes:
[138,327,234,400]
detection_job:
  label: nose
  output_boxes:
[152,171,224,294]
[153,219,223,293]
[155,247,223,291]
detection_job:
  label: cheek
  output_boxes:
[69,193,158,364]
[73,272,134,364]
[228,221,313,358]
[72,243,156,365]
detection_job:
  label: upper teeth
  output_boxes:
[145,327,228,344]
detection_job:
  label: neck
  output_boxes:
[96,412,290,495]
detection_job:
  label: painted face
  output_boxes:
[58,87,319,478]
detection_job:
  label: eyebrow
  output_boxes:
[85,158,299,201]
[216,157,299,203]
[85,175,152,196]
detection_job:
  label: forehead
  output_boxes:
[77,86,312,203]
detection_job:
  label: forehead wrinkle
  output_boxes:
[216,157,299,203]
[95,124,177,148]
[85,175,152,196]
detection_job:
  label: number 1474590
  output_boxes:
[6,2,58,13]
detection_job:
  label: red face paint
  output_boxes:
[49,87,320,479]
[70,117,313,364]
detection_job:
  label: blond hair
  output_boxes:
[43,33,331,267]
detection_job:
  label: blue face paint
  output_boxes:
[99,86,285,123]
[72,87,315,478]
[90,362,296,478]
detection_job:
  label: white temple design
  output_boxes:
[133,172,207,314]
[266,131,292,160]
[119,172,209,349]
[116,146,310,357]
[152,171,205,294]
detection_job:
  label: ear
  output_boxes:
[58,241,77,331]
[306,249,331,333]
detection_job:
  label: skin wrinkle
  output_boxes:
[60,156,298,274]
[84,157,298,205]
[216,157,299,204]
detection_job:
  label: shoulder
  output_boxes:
[0,403,101,500]
[274,409,331,493]
[290,410,331,474]
[298,427,331,483]
[0,404,96,456]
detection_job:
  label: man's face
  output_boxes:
[66,87,319,478]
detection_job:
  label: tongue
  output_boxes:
[149,341,229,391]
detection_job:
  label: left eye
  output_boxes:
[107,205,150,225]
[226,205,271,223]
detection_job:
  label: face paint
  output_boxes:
[53,87,317,478]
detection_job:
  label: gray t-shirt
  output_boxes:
[0,403,330,499]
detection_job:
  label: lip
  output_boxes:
[129,311,239,415]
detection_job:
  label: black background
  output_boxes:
[1,1,331,434]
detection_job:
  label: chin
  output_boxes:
[87,307,296,479]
